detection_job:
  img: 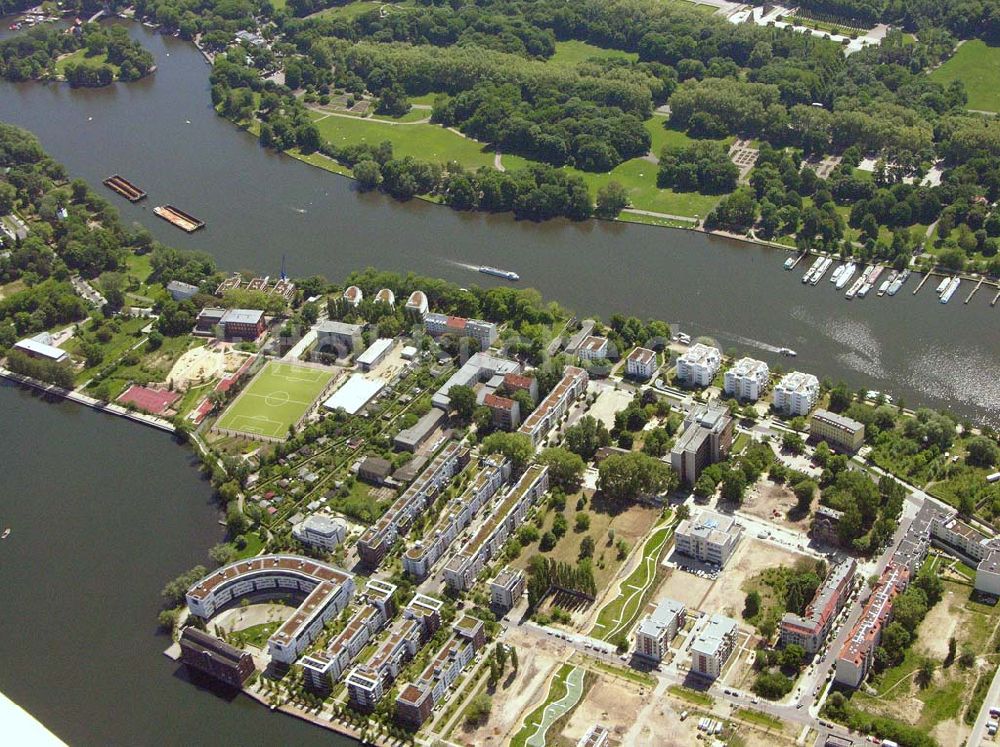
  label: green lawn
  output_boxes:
[215,360,336,440]
[310,111,528,170]
[547,40,638,67]
[235,531,265,559]
[125,252,154,283]
[930,40,1000,112]
[566,158,720,218]
[668,684,714,706]
[55,49,118,76]
[308,0,401,20]
[590,513,675,641]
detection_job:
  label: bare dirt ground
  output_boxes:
[741,478,816,532]
[916,586,961,659]
[562,675,653,745]
[366,342,409,382]
[932,717,971,747]
[660,538,808,620]
[167,343,249,389]
[463,626,562,746]
[586,386,635,430]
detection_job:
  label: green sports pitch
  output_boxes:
[214,361,335,439]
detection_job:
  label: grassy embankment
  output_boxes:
[589,513,676,642]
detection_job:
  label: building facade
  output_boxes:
[179,628,255,687]
[773,371,820,416]
[676,343,721,387]
[674,508,743,567]
[635,599,686,661]
[723,357,770,401]
[810,409,865,452]
[689,614,738,679]
[626,347,658,380]
[489,567,526,610]
[669,403,734,485]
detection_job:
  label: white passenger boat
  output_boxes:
[835,262,856,290]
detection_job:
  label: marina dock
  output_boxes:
[102,175,146,202]
[965,277,984,304]
[153,204,205,232]
[992,289,1000,307]
[912,272,931,295]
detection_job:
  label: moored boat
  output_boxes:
[836,262,856,290]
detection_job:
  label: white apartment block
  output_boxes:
[689,614,738,679]
[635,599,686,661]
[676,343,721,387]
[424,312,498,352]
[489,567,526,610]
[292,514,348,552]
[626,347,657,380]
[723,357,770,401]
[773,371,820,416]
[577,335,609,361]
[674,509,743,568]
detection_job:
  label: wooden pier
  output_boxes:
[965,277,984,304]
[788,252,806,270]
[912,272,931,295]
[153,204,205,233]
[102,174,146,202]
[992,289,1000,307]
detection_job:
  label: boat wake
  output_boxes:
[443,259,481,272]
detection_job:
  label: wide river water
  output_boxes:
[0,18,998,746]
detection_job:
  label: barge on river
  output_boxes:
[102,174,147,202]
[153,204,205,232]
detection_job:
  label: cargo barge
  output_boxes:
[152,204,205,232]
[102,174,147,202]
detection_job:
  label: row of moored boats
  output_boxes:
[789,255,963,303]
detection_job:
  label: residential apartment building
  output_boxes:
[167,280,199,301]
[723,357,770,402]
[577,335,610,361]
[356,442,468,566]
[394,617,486,728]
[443,465,550,590]
[635,599,686,661]
[780,558,857,654]
[626,347,658,380]
[834,562,910,688]
[690,614,738,679]
[675,343,721,387]
[518,366,588,446]
[489,567,526,610]
[484,392,521,430]
[669,403,734,484]
[772,371,820,416]
[346,616,423,710]
[424,312,498,351]
[291,514,348,552]
[674,508,743,568]
[502,372,538,403]
[185,556,355,667]
[402,457,512,579]
[810,409,865,453]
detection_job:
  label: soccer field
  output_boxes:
[214,361,336,439]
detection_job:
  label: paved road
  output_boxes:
[969,664,1000,746]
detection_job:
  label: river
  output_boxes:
[0,17,997,745]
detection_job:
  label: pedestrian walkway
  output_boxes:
[525,666,585,747]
